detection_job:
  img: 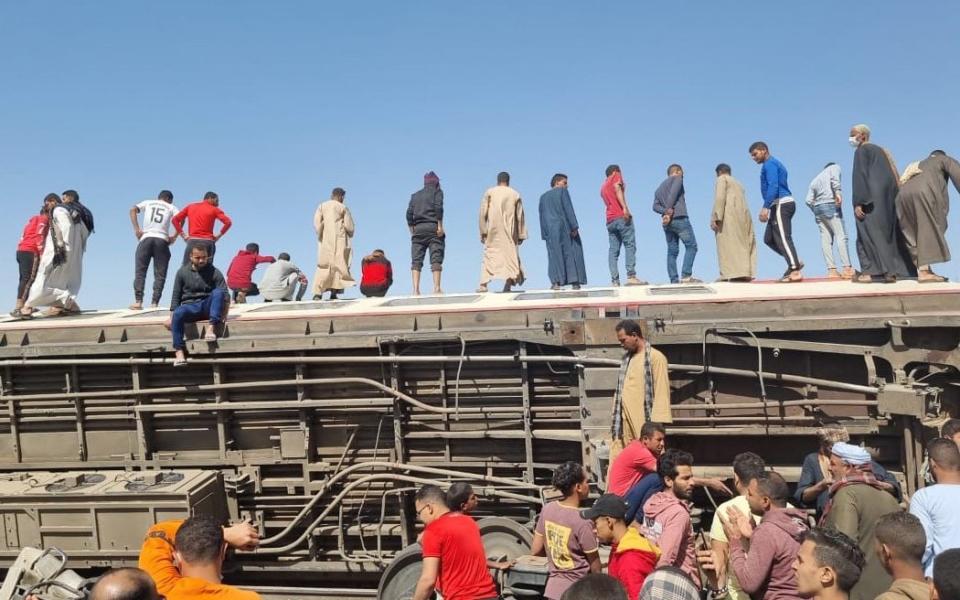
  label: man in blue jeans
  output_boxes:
[166,245,229,366]
[601,165,646,287]
[805,163,854,279]
[653,164,701,284]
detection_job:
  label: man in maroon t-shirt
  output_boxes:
[601,165,645,287]
[413,484,499,600]
[359,249,393,298]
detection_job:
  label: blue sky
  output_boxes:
[2,1,958,308]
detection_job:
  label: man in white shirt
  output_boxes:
[129,190,179,309]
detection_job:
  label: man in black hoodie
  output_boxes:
[407,171,445,295]
[167,245,228,366]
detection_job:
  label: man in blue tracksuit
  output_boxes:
[749,141,803,282]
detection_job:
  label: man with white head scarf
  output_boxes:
[822,442,901,600]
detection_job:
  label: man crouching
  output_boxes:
[166,245,228,366]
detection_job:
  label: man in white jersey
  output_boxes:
[129,190,179,309]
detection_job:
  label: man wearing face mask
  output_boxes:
[848,124,916,283]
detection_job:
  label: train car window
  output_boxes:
[381,295,482,307]
[513,289,617,301]
[248,300,359,312]
[646,285,715,296]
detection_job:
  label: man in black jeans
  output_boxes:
[129,190,178,309]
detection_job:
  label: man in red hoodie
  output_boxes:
[719,470,808,600]
[640,448,701,586]
[581,493,660,600]
[11,193,58,317]
[171,191,232,265]
[226,243,276,303]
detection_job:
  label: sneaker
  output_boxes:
[173,357,188,367]
[129,302,143,310]
[611,280,621,287]
[680,277,703,284]
[625,276,648,286]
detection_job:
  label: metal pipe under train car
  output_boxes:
[0,281,956,597]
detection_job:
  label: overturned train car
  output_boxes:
[0,281,956,597]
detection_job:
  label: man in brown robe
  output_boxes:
[710,164,756,281]
[312,187,355,300]
[897,150,960,282]
[478,171,527,292]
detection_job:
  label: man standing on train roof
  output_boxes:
[477,171,527,293]
[610,319,671,462]
[313,187,356,300]
[129,190,179,310]
[407,171,445,295]
[711,164,757,281]
[11,193,57,318]
[21,190,92,318]
[602,164,646,287]
[171,191,232,266]
[848,124,916,283]
[653,163,700,284]
[805,163,855,279]
[539,173,587,290]
[750,142,803,282]
[896,150,960,282]
[166,245,229,367]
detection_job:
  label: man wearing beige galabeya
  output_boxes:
[610,319,671,461]
[312,187,355,300]
[711,163,757,281]
[478,171,527,293]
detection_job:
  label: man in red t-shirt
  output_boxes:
[607,421,666,497]
[359,249,393,298]
[11,193,58,317]
[413,484,499,600]
[172,191,232,266]
[226,243,276,303]
[601,165,645,286]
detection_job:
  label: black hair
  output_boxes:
[934,548,960,600]
[667,164,683,175]
[174,515,225,565]
[715,163,731,175]
[929,437,960,470]
[615,319,643,338]
[552,461,586,497]
[446,482,475,511]
[748,141,769,153]
[415,484,446,505]
[245,243,260,253]
[640,421,666,439]
[942,418,960,439]
[802,528,865,593]
[658,448,694,481]
[190,245,209,256]
[560,573,627,600]
[90,567,160,600]
[824,162,837,169]
[875,511,926,563]
[278,252,291,261]
[62,189,79,202]
[605,164,621,177]
[42,193,61,213]
[332,187,346,199]
[497,171,510,184]
[158,190,173,202]
[755,471,789,507]
[732,452,765,484]
[931,150,947,157]
[551,173,568,187]
[203,191,218,201]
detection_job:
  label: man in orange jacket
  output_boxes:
[139,515,261,600]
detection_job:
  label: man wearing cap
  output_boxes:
[822,441,901,600]
[581,494,660,600]
[407,171,445,295]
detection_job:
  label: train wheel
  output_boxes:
[377,543,426,600]
[476,517,533,561]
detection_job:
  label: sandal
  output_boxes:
[852,272,874,283]
[918,274,948,283]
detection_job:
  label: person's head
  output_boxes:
[371,248,385,257]
[874,511,925,574]
[605,164,621,177]
[174,515,226,570]
[189,245,210,270]
[748,142,770,164]
[659,449,695,501]
[278,252,291,261]
[732,451,766,493]
[817,424,851,456]
[551,173,568,188]
[497,171,510,185]
[331,187,346,201]
[445,482,478,514]
[932,548,960,600]
[824,162,837,170]
[849,124,871,147]
[640,566,701,600]
[414,484,449,525]
[90,567,161,600]
[747,471,789,516]
[560,573,628,600]
[552,461,589,502]
[640,422,667,456]
[424,171,440,186]
[62,189,79,204]
[941,418,960,447]
[794,528,865,598]
[931,150,947,157]
[158,190,174,203]
[928,437,960,483]
[667,163,683,177]
[42,193,60,214]
[715,163,732,176]
[245,242,260,254]
[828,442,871,480]
[580,493,628,544]
[615,319,644,353]
[203,191,219,206]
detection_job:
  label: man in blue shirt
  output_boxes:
[909,438,960,577]
[653,164,700,284]
[749,142,803,282]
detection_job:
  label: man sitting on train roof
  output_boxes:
[167,245,229,367]
[139,515,261,600]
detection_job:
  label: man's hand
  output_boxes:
[710,220,720,233]
[163,317,172,331]
[723,505,754,540]
[480,234,486,244]
[489,559,514,571]
[135,228,143,240]
[168,234,178,245]
[224,521,260,551]
[571,228,579,238]
[855,205,866,220]
[213,234,222,243]
[437,224,445,237]
[835,194,843,207]
[697,549,722,590]
[662,214,672,226]
[623,209,632,223]
[759,208,770,223]
[695,477,735,497]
